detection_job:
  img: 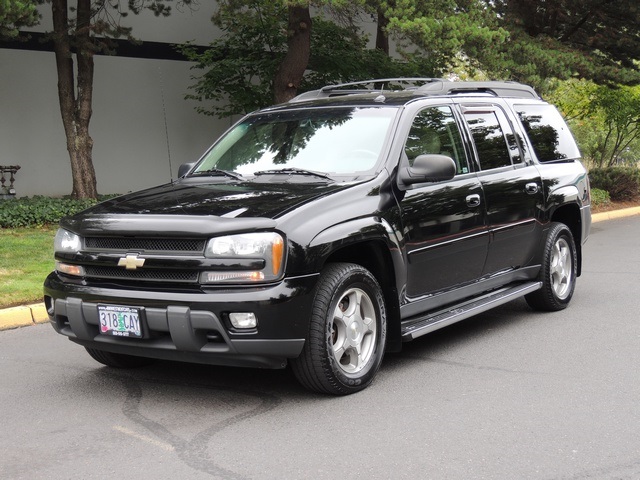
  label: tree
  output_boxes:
[48,1,194,199]
[2,1,192,199]
[480,0,640,90]
[182,0,503,118]
[0,0,39,38]
[552,80,640,168]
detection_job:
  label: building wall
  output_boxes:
[0,3,231,198]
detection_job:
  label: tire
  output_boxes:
[291,263,387,395]
[85,347,155,368]
[526,222,578,311]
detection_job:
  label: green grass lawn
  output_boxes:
[0,226,56,308]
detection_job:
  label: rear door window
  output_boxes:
[463,107,522,170]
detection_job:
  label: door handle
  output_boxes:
[525,182,539,194]
[466,194,481,207]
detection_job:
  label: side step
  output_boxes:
[400,281,542,341]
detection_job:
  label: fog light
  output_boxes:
[229,312,257,329]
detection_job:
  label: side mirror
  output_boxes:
[178,162,196,178]
[399,154,457,185]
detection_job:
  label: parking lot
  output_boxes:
[1,215,639,479]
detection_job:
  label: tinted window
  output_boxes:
[405,106,469,174]
[516,104,581,162]
[464,112,512,170]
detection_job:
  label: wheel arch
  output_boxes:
[549,202,583,276]
[309,220,404,353]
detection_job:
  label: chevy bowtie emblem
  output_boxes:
[118,254,145,270]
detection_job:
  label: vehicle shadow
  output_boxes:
[383,297,544,373]
[74,297,538,401]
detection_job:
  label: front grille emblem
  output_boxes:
[117,254,145,270]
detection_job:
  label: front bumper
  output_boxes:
[44,272,319,369]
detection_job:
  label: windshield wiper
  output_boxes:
[254,168,333,181]
[191,168,244,180]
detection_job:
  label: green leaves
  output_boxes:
[0,196,99,228]
[552,80,640,168]
[0,0,40,38]
[589,168,640,202]
[484,0,640,88]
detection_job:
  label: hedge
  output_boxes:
[0,196,98,228]
[589,167,640,202]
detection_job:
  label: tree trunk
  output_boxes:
[51,0,98,199]
[273,5,312,104]
[375,7,390,55]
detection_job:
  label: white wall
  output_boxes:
[0,3,231,197]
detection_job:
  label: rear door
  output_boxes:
[460,103,544,275]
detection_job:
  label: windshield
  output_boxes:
[192,107,397,178]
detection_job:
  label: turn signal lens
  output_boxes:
[272,235,284,275]
[55,262,85,277]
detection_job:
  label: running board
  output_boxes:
[400,281,542,341]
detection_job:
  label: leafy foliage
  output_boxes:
[182,0,503,118]
[589,167,640,202]
[0,196,100,228]
[0,0,39,38]
[180,1,444,117]
[589,188,611,208]
[381,0,508,74]
[15,1,194,199]
[482,0,640,89]
[552,80,640,168]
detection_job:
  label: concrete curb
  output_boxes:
[591,205,640,223]
[0,303,49,331]
[2,205,640,331]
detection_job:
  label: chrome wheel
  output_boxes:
[550,237,573,300]
[331,288,377,374]
[291,263,387,395]
[526,222,578,312]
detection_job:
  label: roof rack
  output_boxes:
[415,81,540,99]
[289,78,444,102]
[289,78,540,102]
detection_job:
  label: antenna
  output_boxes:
[158,66,174,181]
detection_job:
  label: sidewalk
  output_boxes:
[2,205,640,332]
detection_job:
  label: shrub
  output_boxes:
[0,196,98,228]
[589,167,640,201]
[590,188,611,207]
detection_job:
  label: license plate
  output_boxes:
[98,305,142,338]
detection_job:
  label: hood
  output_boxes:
[83,179,350,219]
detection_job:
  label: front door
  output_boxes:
[399,106,489,299]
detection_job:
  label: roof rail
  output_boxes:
[416,80,540,99]
[289,78,540,102]
[289,78,444,102]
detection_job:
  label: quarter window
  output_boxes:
[516,104,581,162]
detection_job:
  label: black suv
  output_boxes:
[44,79,591,395]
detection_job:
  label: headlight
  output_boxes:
[54,229,81,253]
[54,229,84,276]
[202,232,285,284]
